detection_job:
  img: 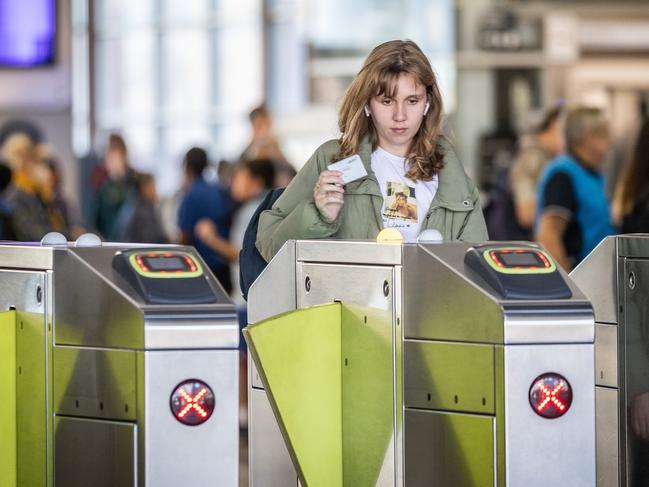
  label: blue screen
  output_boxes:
[0,0,56,67]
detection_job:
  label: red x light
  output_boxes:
[170,380,215,426]
[529,373,572,419]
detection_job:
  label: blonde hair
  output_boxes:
[336,39,444,181]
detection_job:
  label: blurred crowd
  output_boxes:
[0,130,83,242]
[0,104,295,301]
[485,101,649,272]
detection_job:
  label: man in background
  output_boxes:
[178,147,235,292]
[536,107,615,271]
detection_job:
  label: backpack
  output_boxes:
[483,167,531,241]
[239,187,285,301]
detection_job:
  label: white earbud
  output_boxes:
[364,105,371,117]
[423,101,430,116]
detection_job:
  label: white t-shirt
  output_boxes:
[370,147,439,242]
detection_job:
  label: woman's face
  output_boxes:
[395,194,407,209]
[368,73,428,157]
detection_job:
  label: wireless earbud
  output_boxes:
[424,101,430,116]
[364,105,371,117]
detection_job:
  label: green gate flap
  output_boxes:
[16,311,47,487]
[245,304,343,486]
[340,305,394,487]
[244,302,395,487]
[0,310,17,487]
[0,310,47,487]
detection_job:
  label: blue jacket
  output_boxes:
[178,178,235,269]
[536,154,615,262]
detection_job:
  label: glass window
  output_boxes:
[95,0,154,31]
[162,30,210,115]
[161,0,210,23]
[86,0,263,197]
[123,31,156,116]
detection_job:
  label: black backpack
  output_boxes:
[483,167,531,241]
[239,187,285,300]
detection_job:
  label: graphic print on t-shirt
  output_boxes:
[383,181,418,223]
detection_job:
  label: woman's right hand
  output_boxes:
[313,170,345,224]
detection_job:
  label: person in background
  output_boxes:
[178,147,235,293]
[195,158,276,297]
[612,119,649,233]
[195,158,275,427]
[241,104,296,187]
[93,133,137,240]
[0,132,55,241]
[273,163,297,188]
[256,40,487,264]
[509,105,563,232]
[535,107,615,271]
[217,159,236,189]
[117,173,168,244]
[43,157,85,239]
[0,160,15,240]
[241,105,287,163]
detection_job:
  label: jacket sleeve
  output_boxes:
[459,182,489,242]
[256,142,341,262]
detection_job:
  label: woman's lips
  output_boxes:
[391,128,407,134]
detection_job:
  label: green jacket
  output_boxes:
[256,136,488,262]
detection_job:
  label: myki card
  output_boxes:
[327,154,368,184]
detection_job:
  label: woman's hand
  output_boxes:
[313,170,345,223]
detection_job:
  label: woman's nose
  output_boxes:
[393,103,406,121]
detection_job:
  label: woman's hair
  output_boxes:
[108,133,128,156]
[336,39,444,181]
[613,120,649,220]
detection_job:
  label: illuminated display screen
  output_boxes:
[143,256,188,271]
[496,251,545,268]
[0,0,56,67]
[132,252,200,275]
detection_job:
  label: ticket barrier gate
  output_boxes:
[246,240,596,486]
[570,234,649,486]
[0,237,239,487]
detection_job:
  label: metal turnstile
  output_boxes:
[246,240,596,487]
[0,238,239,487]
[571,234,649,487]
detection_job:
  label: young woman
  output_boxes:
[256,39,487,262]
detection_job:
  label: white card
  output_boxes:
[327,154,368,184]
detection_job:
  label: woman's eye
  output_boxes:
[381,99,393,105]
[408,98,420,105]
